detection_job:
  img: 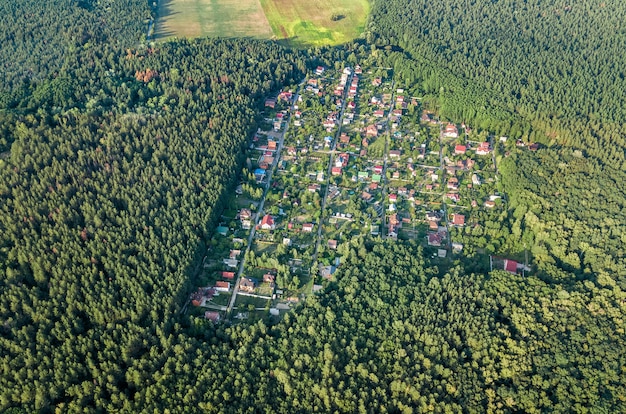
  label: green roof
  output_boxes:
[372,174,382,183]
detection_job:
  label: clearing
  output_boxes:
[155,0,274,40]
[154,0,369,46]
[259,0,370,46]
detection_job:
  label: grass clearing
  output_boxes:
[154,0,369,46]
[259,0,369,46]
[155,0,274,40]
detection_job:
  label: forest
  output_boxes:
[370,0,626,165]
[1,0,626,411]
[0,0,153,95]
[0,39,304,411]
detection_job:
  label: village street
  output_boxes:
[312,71,354,262]
[226,79,306,316]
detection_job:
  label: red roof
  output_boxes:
[221,271,235,280]
[205,311,221,322]
[215,281,230,289]
[452,214,465,226]
[261,214,274,227]
[428,233,442,246]
[455,145,467,154]
[331,167,342,175]
[505,259,518,273]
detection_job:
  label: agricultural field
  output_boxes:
[154,0,369,46]
[155,0,274,40]
[260,0,370,46]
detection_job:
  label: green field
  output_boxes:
[155,0,274,40]
[260,0,369,46]
[154,0,369,46]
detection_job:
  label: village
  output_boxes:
[188,62,536,324]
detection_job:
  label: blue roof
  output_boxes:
[254,168,266,175]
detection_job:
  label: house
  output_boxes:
[216,226,228,236]
[315,66,325,75]
[372,174,382,183]
[260,214,275,230]
[239,208,252,220]
[389,213,400,227]
[215,281,230,292]
[447,193,461,203]
[302,223,314,232]
[263,273,276,283]
[443,123,459,138]
[337,153,349,167]
[204,311,221,323]
[331,166,342,175]
[484,200,496,208]
[373,165,384,174]
[389,194,397,203]
[372,77,382,87]
[447,178,459,190]
[239,277,257,292]
[278,91,293,102]
[504,259,518,274]
[267,140,277,151]
[452,242,464,252]
[451,214,465,226]
[472,174,482,186]
[347,101,356,110]
[476,142,491,155]
[374,110,385,118]
[389,150,401,158]
[428,233,443,247]
[392,171,400,179]
[340,133,350,144]
[429,221,439,230]
[221,271,235,280]
[229,249,241,259]
[283,237,291,246]
[264,98,276,108]
[308,184,320,192]
[421,112,432,123]
[328,239,338,250]
[454,145,467,155]
[323,120,336,129]
[366,124,378,137]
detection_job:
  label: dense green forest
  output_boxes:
[1,0,626,411]
[370,0,626,163]
[0,39,304,411]
[0,0,151,92]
